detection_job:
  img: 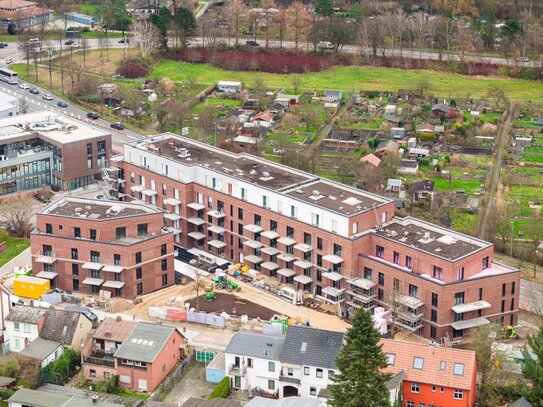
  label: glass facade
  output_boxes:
[0,158,51,196]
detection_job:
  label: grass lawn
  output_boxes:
[521,146,543,163]
[268,133,307,143]
[430,177,484,194]
[451,212,478,235]
[0,237,30,268]
[507,184,543,217]
[191,98,240,115]
[151,61,543,100]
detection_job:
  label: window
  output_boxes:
[317,238,323,250]
[72,263,79,275]
[304,233,312,245]
[431,309,437,323]
[316,368,323,378]
[116,227,126,239]
[406,402,415,407]
[376,245,384,258]
[247,358,253,368]
[137,223,148,236]
[378,288,384,301]
[238,208,243,220]
[268,361,275,372]
[386,353,395,366]
[455,292,465,304]
[135,252,142,264]
[162,274,168,287]
[364,267,373,280]
[411,383,420,393]
[439,361,446,371]
[432,293,438,307]
[440,387,445,393]
[137,283,143,295]
[511,281,516,295]
[511,298,515,311]
[311,213,320,226]
[453,363,465,376]
[408,284,418,298]
[71,248,78,260]
[433,266,442,280]
[430,325,436,339]
[479,287,483,300]
[331,220,338,233]
[268,380,275,391]
[46,223,52,234]
[263,195,270,208]
[352,222,358,234]
[270,220,277,232]
[241,188,247,200]
[136,268,142,279]
[501,300,505,313]
[310,387,317,396]
[286,226,294,238]
[161,244,167,256]
[73,279,79,291]
[393,278,400,291]
[90,229,97,241]
[454,389,463,400]
[457,267,464,281]
[161,258,168,271]
[13,322,20,331]
[406,255,412,269]
[74,227,81,238]
[290,205,298,218]
[413,357,424,370]
[304,367,310,375]
[333,244,342,257]
[482,256,489,269]
[90,251,100,262]
[432,386,436,392]
[393,251,399,264]
[90,369,96,378]
[502,283,506,296]
[378,272,384,286]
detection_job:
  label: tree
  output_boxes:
[19,97,28,114]
[0,196,35,237]
[274,9,287,48]
[330,308,391,407]
[469,324,507,407]
[261,0,276,49]
[286,1,310,54]
[327,15,354,52]
[358,16,385,58]
[132,20,161,58]
[198,104,218,143]
[7,22,16,35]
[149,6,172,49]
[224,0,246,46]
[315,0,333,17]
[173,7,196,47]
[291,76,302,94]
[522,323,543,405]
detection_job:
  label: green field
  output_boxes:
[151,61,543,100]
[191,98,240,115]
[430,177,484,194]
[0,237,30,268]
[507,184,543,217]
[521,146,543,163]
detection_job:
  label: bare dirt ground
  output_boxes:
[189,293,277,320]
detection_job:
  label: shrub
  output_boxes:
[208,377,230,399]
[117,63,149,79]
[0,388,14,400]
[95,375,119,393]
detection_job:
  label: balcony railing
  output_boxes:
[229,364,247,376]
[279,375,301,384]
[83,355,115,368]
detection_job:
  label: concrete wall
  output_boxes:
[0,247,31,278]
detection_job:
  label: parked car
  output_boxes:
[4,58,13,64]
[42,93,53,101]
[318,41,334,50]
[111,122,124,130]
[2,42,8,47]
[64,40,74,45]
[19,83,29,90]
[118,38,129,44]
[519,57,530,63]
[87,112,99,120]
[245,40,260,47]
[70,43,80,49]
[65,306,98,323]
[29,88,39,94]
[57,100,68,108]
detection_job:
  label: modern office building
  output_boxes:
[31,197,174,299]
[0,0,52,28]
[0,112,111,197]
[116,133,519,342]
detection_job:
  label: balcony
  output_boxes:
[207,210,226,219]
[229,364,247,376]
[187,202,205,211]
[83,351,115,368]
[450,317,490,330]
[279,375,301,384]
[451,300,491,313]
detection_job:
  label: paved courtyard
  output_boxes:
[163,363,216,405]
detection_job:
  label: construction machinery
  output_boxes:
[212,272,240,292]
[500,325,517,340]
[203,284,216,301]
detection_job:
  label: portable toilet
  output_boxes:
[13,276,50,299]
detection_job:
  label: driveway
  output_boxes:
[162,363,216,405]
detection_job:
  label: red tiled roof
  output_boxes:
[252,111,274,122]
[360,153,381,168]
[93,317,137,342]
[380,339,476,390]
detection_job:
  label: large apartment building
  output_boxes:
[31,197,174,299]
[117,133,518,342]
[0,112,111,197]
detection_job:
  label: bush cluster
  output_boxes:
[117,63,149,78]
[208,377,231,399]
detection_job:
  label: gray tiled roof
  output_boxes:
[245,397,320,407]
[225,331,284,361]
[8,387,126,407]
[5,305,46,323]
[19,337,61,361]
[40,309,82,346]
[181,398,242,407]
[509,397,534,407]
[279,326,344,370]
[113,322,176,363]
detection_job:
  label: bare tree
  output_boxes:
[274,8,287,49]
[0,196,36,237]
[80,36,89,66]
[224,0,247,46]
[19,97,29,114]
[286,1,310,54]
[197,104,218,143]
[261,0,276,49]
[291,76,302,94]
[132,21,161,58]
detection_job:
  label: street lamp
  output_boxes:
[510,220,514,259]
[189,258,202,311]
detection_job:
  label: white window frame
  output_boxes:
[411,383,420,393]
[454,389,463,400]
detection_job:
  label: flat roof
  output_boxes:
[40,197,160,219]
[375,217,491,261]
[0,111,109,145]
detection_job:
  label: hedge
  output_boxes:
[208,377,230,399]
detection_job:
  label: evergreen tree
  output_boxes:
[149,6,172,49]
[522,324,543,406]
[315,0,333,17]
[330,308,391,407]
[173,7,196,47]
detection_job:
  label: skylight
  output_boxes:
[413,356,424,370]
[453,363,465,376]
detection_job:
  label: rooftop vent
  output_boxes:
[437,235,457,245]
[343,197,362,206]
[250,169,257,175]
[177,148,191,158]
[418,232,434,244]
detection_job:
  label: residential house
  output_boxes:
[274,94,299,106]
[8,384,126,407]
[224,331,284,398]
[397,159,419,174]
[416,123,436,133]
[251,111,275,128]
[245,398,319,407]
[114,322,186,393]
[82,317,137,383]
[411,179,435,201]
[360,153,381,168]
[0,0,52,29]
[217,81,242,94]
[384,115,404,127]
[279,326,343,400]
[267,103,287,115]
[432,103,450,117]
[407,147,430,158]
[376,140,400,157]
[391,127,405,140]
[4,306,46,352]
[382,339,477,407]
[18,337,63,368]
[324,90,342,103]
[386,179,402,194]
[39,308,93,352]
[0,283,11,340]
[509,397,533,407]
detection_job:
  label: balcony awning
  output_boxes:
[322,286,342,297]
[164,213,181,221]
[294,275,312,285]
[261,247,280,256]
[347,278,375,290]
[294,243,312,253]
[261,231,280,240]
[243,240,263,249]
[323,254,343,264]
[322,271,344,282]
[208,240,226,249]
[244,255,263,264]
[187,202,205,211]
[130,185,145,192]
[451,301,491,313]
[397,295,424,309]
[141,189,157,196]
[164,198,181,206]
[277,268,296,277]
[261,261,279,271]
[244,224,263,234]
[187,231,205,240]
[207,210,226,219]
[103,281,125,289]
[451,317,490,330]
[35,255,55,264]
[102,265,124,273]
[294,260,312,269]
[82,278,104,286]
[82,262,103,270]
[277,237,296,246]
[187,217,206,226]
[36,271,57,279]
[208,225,225,234]
[277,253,296,262]
[167,227,182,234]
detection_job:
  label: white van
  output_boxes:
[318,41,334,50]
[27,38,40,45]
